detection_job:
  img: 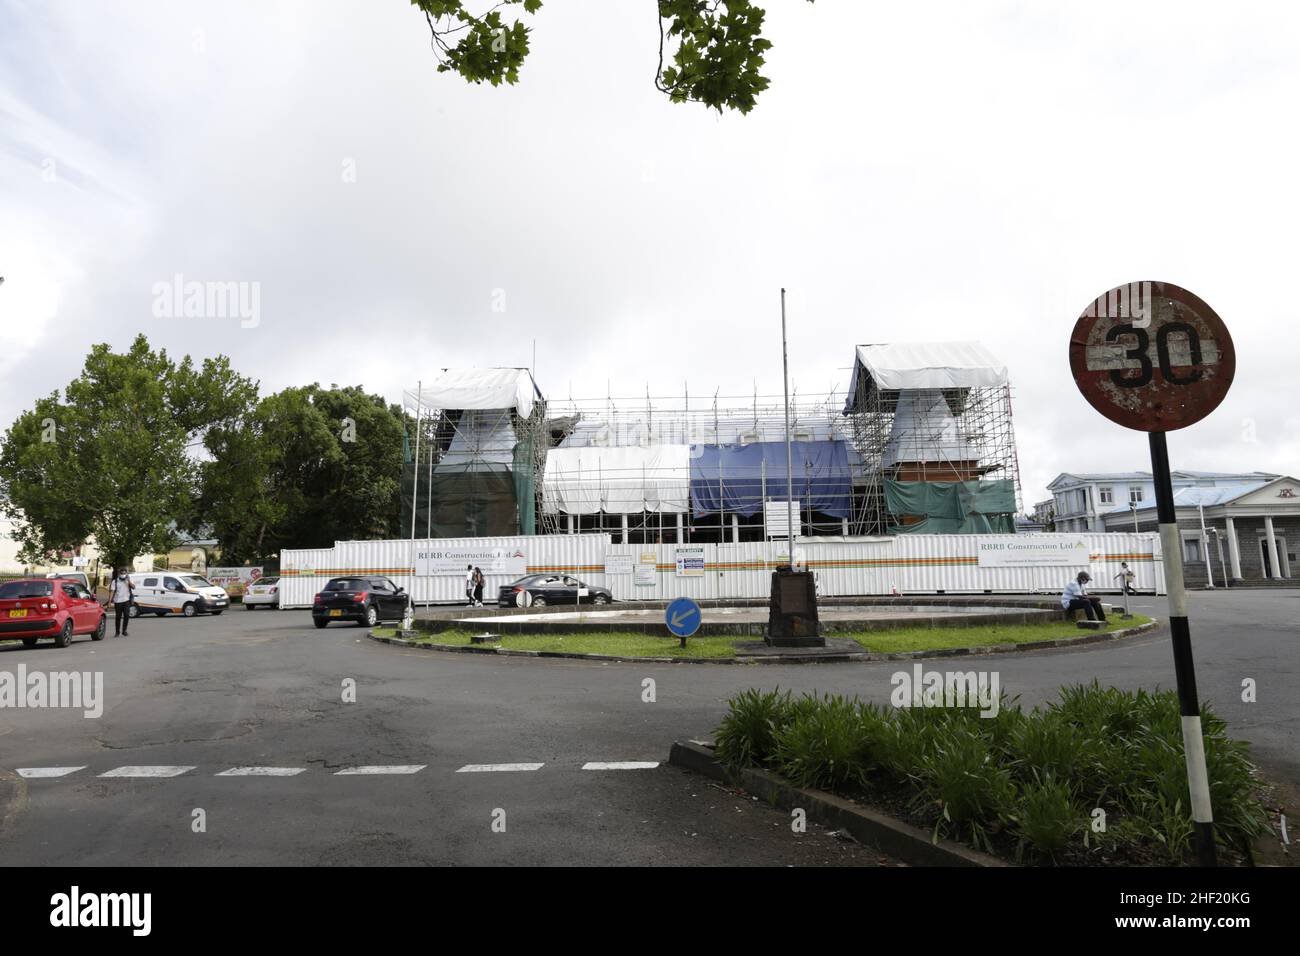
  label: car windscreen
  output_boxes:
[179,575,213,589]
[260,578,279,586]
[0,581,53,599]
[325,579,368,591]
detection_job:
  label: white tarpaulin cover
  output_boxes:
[409,368,539,416]
[543,445,692,515]
[436,409,518,470]
[559,412,855,448]
[853,342,1008,392]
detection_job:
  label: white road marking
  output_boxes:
[16,767,86,779]
[456,763,545,773]
[334,765,427,775]
[216,767,306,777]
[99,766,196,778]
[582,761,660,771]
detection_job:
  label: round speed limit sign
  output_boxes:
[1069,281,1235,432]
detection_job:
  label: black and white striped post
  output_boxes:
[1150,431,1217,867]
[1070,280,1235,869]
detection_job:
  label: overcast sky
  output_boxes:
[2,0,1298,506]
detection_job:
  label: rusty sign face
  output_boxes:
[1069,281,1235,432]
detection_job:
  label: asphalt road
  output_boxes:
[0,588,1295,866]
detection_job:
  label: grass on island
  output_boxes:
[853,614,1152,654]
[372,614,1152,659]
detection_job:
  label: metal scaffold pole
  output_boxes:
[781,288,795,558]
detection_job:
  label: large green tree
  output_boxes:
[414,0,813,114]
[196,385,405,564]
[0,335,255,568]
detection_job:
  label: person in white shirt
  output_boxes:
[109,567,135,636]
[465,565,475,607]
[1114,561,1136,595]
[1061,571,1106,622]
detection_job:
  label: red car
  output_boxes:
[0,578,107,648]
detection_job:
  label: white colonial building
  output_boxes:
[1045,471,1279,533]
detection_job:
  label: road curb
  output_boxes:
[365,618,1159,664]
[667,741,1007,868]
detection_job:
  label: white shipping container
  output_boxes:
[279,532,1163,607]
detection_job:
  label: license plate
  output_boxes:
[329,609,342,617]
[7,609,27,618]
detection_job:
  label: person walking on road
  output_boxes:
[472,566,485,607]
[1114,561,1137,595]
[465,564,475,607]
[1061,570,1106,622]
[108,567,135,636]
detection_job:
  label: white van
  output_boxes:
[128,572,230,618]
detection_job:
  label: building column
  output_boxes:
[731,514,740,543]
[1224,516,1243,580]
[621,513,628,545]
[1264,516,1283,579]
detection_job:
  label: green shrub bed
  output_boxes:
[713,681,1269,865]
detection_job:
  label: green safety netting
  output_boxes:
[512,436,537,536]
[401,463,521,538]
[884,479,1016,535]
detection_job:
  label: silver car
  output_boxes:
[242,577,280,610]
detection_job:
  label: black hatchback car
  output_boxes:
[497,574,614,608]
[312,576,409,628]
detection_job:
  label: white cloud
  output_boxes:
[1,0,1298,503]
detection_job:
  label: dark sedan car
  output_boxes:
[312,576,409,628]
[497,574,613,608]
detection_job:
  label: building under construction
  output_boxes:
[400,342,1021,542]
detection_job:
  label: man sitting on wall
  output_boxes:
[1061,571,1106,622]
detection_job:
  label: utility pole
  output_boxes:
[781,289,795,563]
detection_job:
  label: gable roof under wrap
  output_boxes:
[409,368,540,416]
[845,342,1008,413]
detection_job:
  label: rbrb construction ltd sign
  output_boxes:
[976,537,1090,567]
[415,548,527,577]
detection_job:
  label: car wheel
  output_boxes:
[363,604,378,627]
[92,615,107,641]
[128,604,140,618]
[21,637,38,648]
[182,602,196,618]
[54,619,73,648]
[313,619,328,629]
[245,603,255,610]
[531,595,546,607]
[593,594,609,605]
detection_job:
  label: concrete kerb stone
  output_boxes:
[666,740,1006,868]
[365,619,1160,665]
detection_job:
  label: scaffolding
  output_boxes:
[400,370,548,538]
[844,343,1022,535]
[395,345,1022,543]
[539,384,862,543]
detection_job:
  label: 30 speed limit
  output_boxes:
[1068,281,1235,432]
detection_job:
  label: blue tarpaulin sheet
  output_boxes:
[690,441,853,518]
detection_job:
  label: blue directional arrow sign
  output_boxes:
[665,597,702,638]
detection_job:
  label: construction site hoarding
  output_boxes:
[278,532,1163,607]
